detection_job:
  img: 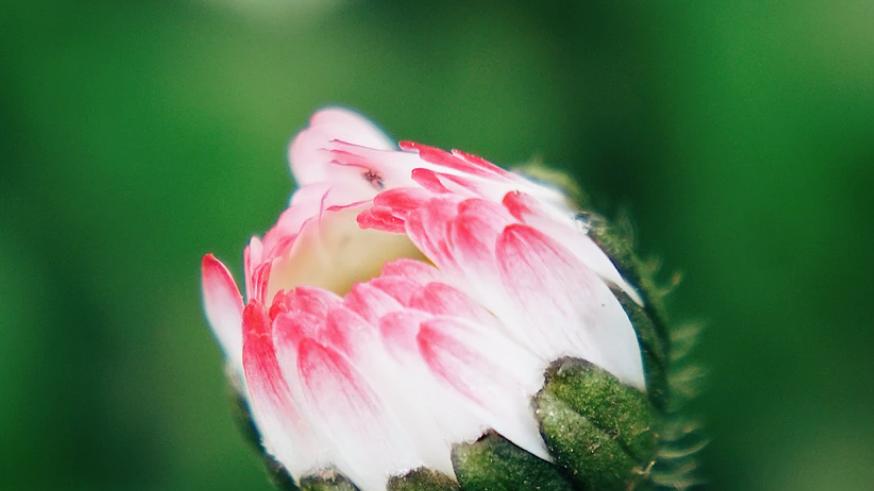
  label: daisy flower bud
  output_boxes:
[201,108,700,491]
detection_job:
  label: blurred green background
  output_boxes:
[2,1,873,489]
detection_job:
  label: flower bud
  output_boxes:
[201,108,700,490]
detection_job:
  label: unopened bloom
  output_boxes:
[202,109,659,490]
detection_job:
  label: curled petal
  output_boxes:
[201,254,244,372]
[289,108,393,186]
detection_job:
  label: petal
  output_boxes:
[417,317,550,460]
[201,254,244,372]
[344,282,404,324]
[277,286,342,319]
[280,333,426,490]
[377,310,431,360]
[503,190,642,304]
[241,301,323,477]
[408,282,496,326]
[243,237,263,301]
[403,197,461,268]
[289,108,393,186]
[496,224,645,389]
[369,275,421,306]
[447,198,513,265]
[356,205,406,233]
[410,168,453,194]
[400,141,508,180]
[380,258,442,284]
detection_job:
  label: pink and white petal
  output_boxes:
[273,310,326,346]
[370,310,493,467]
[392,198,539,352]
[447,199,513,264]
[496,224,645,389]
[377,310,432,360]
[417,317,550,460]
[322,305,372,357]
[250,262,273,306]
[258,183,331,263]
[409,168,487,198]
[272,287,363,355]
[369,275,421,306]
[295,338,427,490]
[282,286,343,318]
[242,301,323,477]
[344,282,405,325]
[325,305,461,476]
[502,191,642,304]
[400,141,508,181]
[372,187,431,218]
[403,197,463,269]
[380,258,442,284]
[202,254,244,372]
[451,148,513,178]
[410,168,453,194]
[408,282,497,326]
[289,108,393,186]
[325,147,410,192]
[356,205,406,233]
[244,237,264,301]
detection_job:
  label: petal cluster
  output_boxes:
[202,108,645,490]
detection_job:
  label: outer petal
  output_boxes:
[353,268,551,462]
[272,291,435,490]
[496,224,645,389]
[376,191,645,389]
[503,190,642,304]
[242,301,323,477]
[202,254,244,372]
[417,316,550,460]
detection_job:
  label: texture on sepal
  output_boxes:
[387,468,460,491]
[300,469,360,491]
[615,291,669,409]
[586,213,706,488]
[451,431,575,491]
[535,359,653,490]
[647,322,707,490]
[542,358,656,461]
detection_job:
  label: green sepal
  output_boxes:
[451,431,575,491]
[614,291,669,410]
[587,215,705,488]
[387,468,460,491]
[299,470,360,491]
[534,358,655,490]
[540,358,656,462]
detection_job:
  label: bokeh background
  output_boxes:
[2,1,873,489]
